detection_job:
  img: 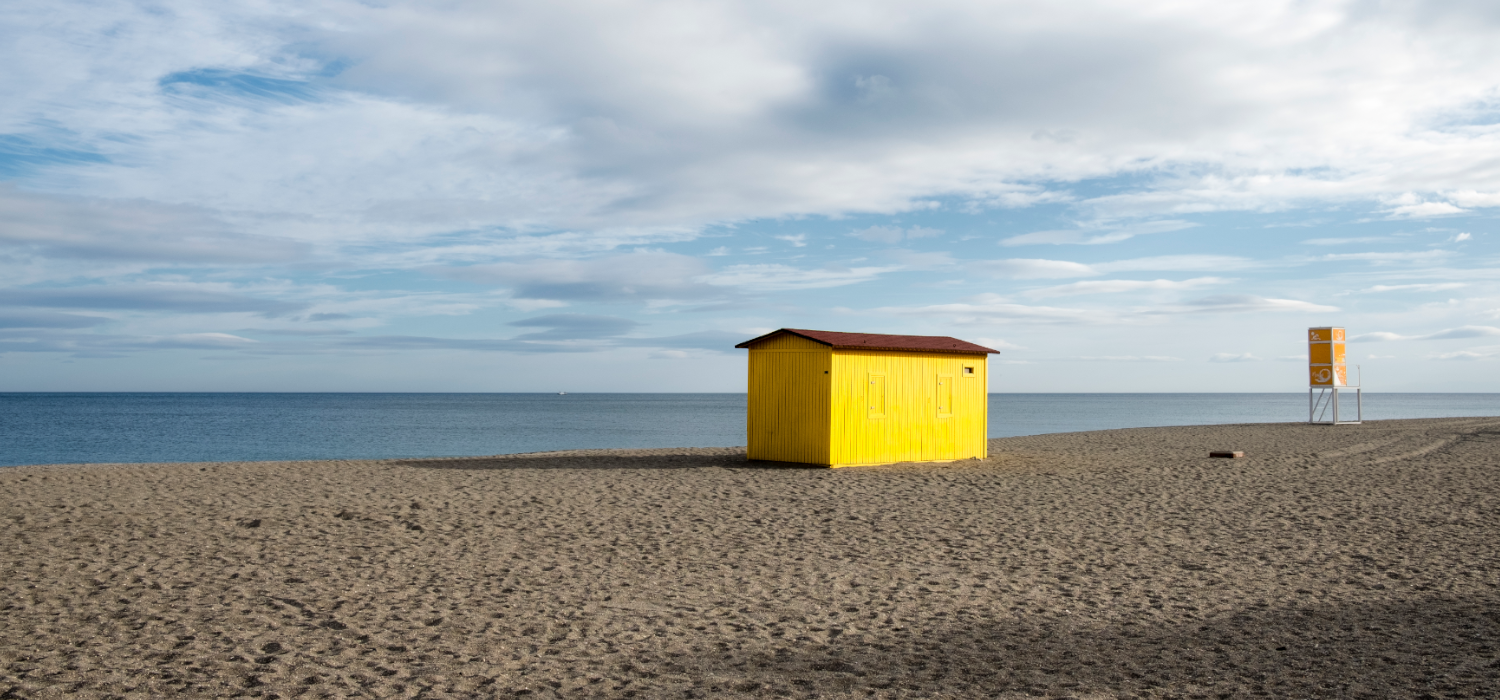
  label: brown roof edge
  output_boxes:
[734,328,999,354]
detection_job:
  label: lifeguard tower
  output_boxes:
[1309,326,1361,424]
[736,328,999,467]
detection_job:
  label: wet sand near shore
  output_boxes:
[3,417,1499,698]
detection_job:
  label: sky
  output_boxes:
[2,0,1499,392]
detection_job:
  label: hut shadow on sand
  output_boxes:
[393,448,830,471]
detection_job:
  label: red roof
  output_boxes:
[735,328,999,354]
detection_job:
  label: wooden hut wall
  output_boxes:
[745,337,833,464]
[829,350,988,467]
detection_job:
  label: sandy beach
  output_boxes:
[3,417,1498,698]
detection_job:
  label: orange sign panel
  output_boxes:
[1308,328,1346,342]
[1308,364,1348,386]
[1308,326,1347,386]
[1308,342,1347,364]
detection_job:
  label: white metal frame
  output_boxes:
[1309,385,1361,424]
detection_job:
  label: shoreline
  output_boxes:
[4,417,1499,697]
[4,415,1490,472]
[9,393,1500,469]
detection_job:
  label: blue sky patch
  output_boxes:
[159,69,319,102]
[0,134,109,179]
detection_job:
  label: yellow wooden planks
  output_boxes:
[746,347,831,464]
[1308,326,1348,386]
[827,350,987,467]
[744,339,989,467]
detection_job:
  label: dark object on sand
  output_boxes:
[1209,451,1244,458]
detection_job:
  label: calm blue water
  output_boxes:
[2,392,1498,467]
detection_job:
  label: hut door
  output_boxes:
[936,374,954,418]
[867,374,886,418]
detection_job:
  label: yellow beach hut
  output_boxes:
[735,328,1000,467]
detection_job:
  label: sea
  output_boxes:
[2,392,1499,468]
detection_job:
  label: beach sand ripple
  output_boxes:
[3,418,1499,698]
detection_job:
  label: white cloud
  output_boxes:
[1360,283,1466,293]
[10,0,1500,240]
[356,228,704,270]
[1174,295,1338,314]
[10,0,1500,389]
[437,251,713,300]
[1431,349,1497,361]
[854,74,897,104]
[1451,232,1472,242]
[1350,331,1413,342]
[1000,219,1196,246]
[0,185,308,264]
[1209,352,1261,362]
[849,225,943,245]
[0,283,307,317]
[965,185,1073,210]
[1353,326,1500,342]
[503,298,571,312]
[1094,255,1260,273]
[999,230,1085,246]
[166,332,259,348]
[1300,236,1387,246]
[969,258,1099,279]
[695,263,897,291]
[881,249,956,269]
[1316,250,1451,263]
[1446,191,1500,208]
[1385,201,1466,219]
[975,337,1026,351]
[1425,326,1500,340]
[1024,277,1228,299]
[1075,355,1184,362]
[876,294,1117,325]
